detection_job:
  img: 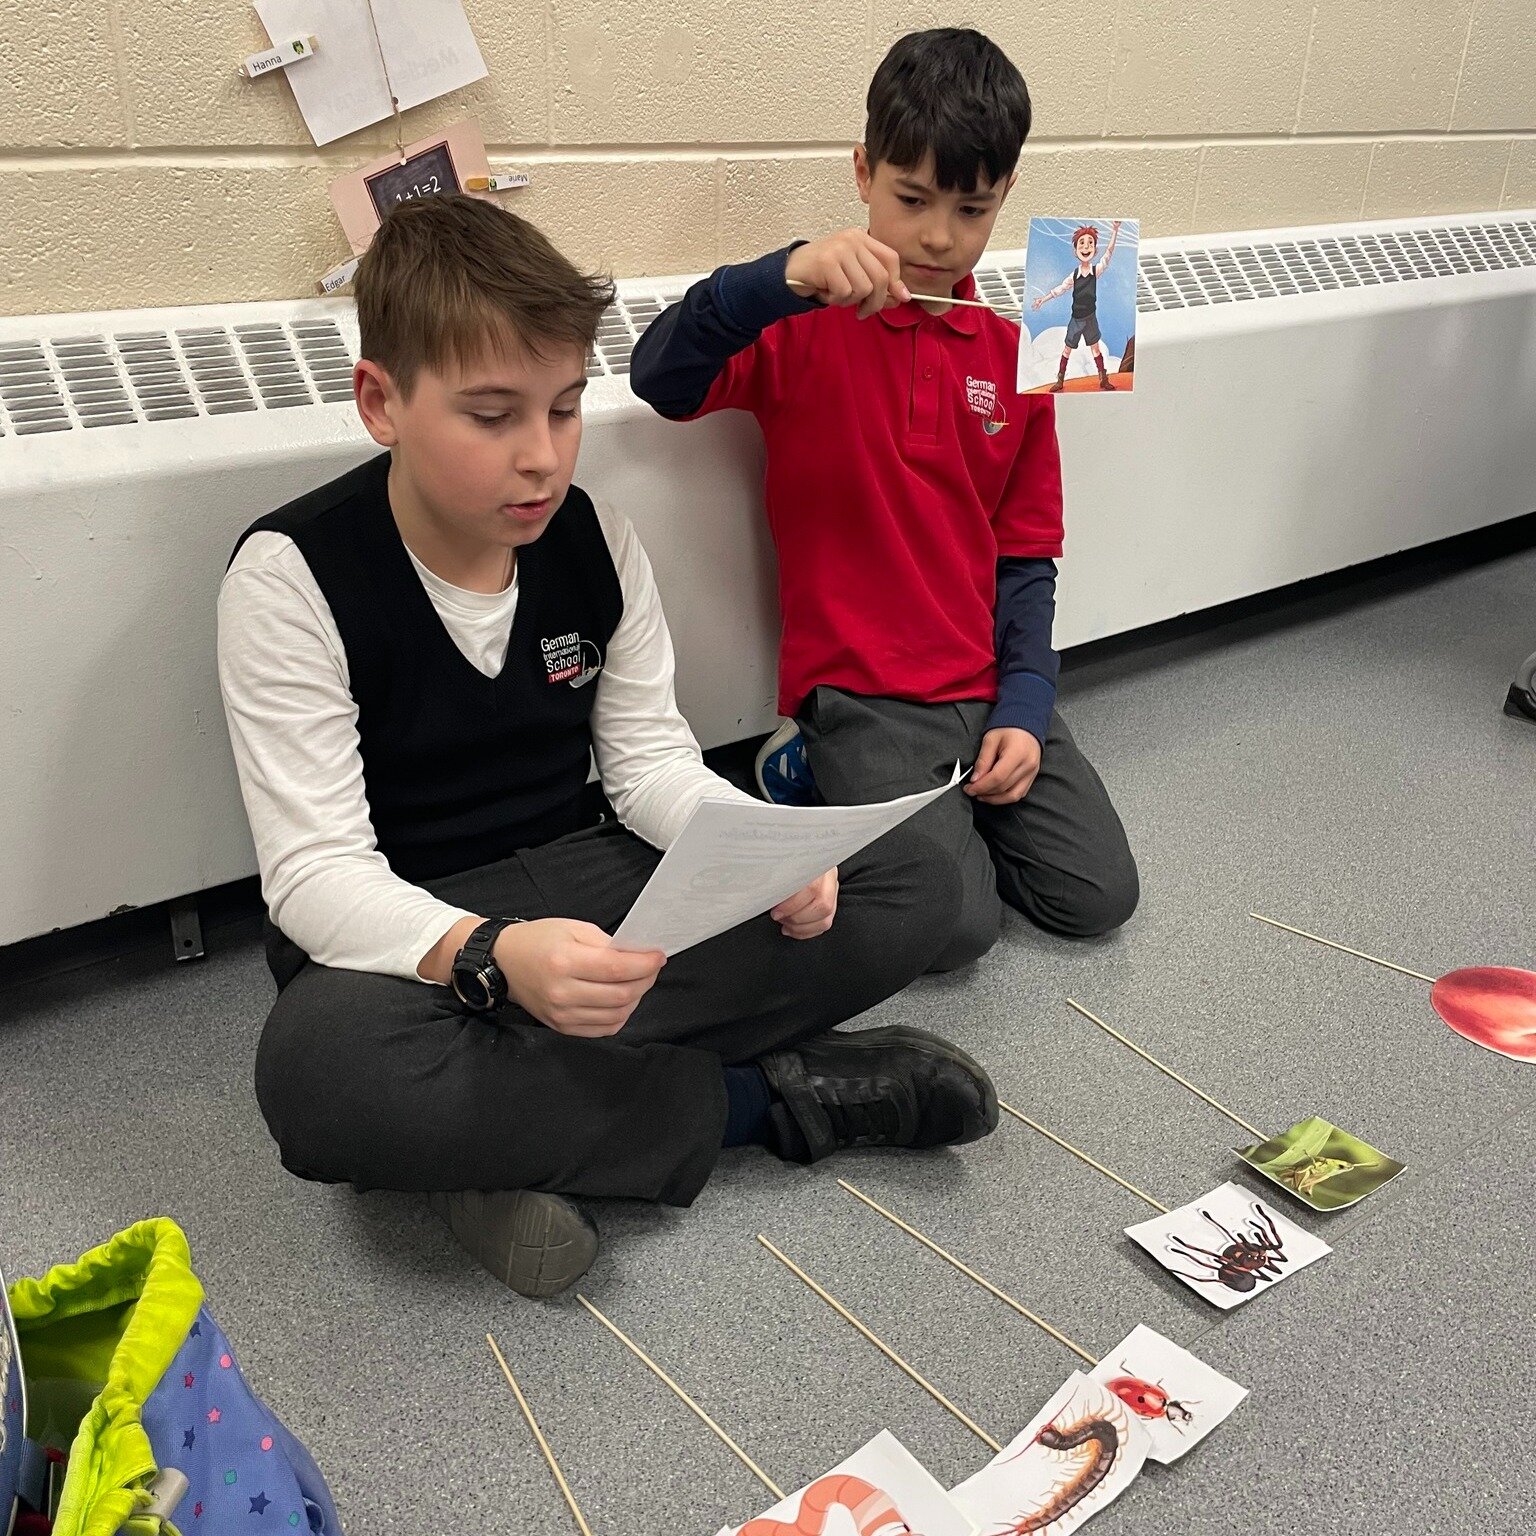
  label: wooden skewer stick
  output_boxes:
[998,1102,1170,1214]
[837,1181,1097,1367]
[1064,998,1267,1141]
[577,1295,785,1500]
[756,1235,1003,1454]
[785,277,1018,313]
[486,1334,596,1536]
[1249,911,1437,985]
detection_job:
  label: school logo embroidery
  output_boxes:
[966,374,1008,435]
[541,631,603,687]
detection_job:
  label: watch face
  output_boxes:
[454,967,494,1012]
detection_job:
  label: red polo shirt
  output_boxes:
[685,273,1064,717]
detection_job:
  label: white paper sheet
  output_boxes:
[255,0,487,145]
[1124,1181,1330,1311]
[950,1373,1147,1536]
[1088,1324,1248,1463]
[612,769,962,957]
[725,1430,975,1536]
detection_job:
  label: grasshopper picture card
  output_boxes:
[1237,1116,1406,1212]
[1125,1182,1330,1310]
[1087,1325,1247,1465]
[727,1430,976,1536]
[1018,219,1139,396]
[949,1373,1147,1536]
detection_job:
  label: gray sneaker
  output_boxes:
[428,1189,598,1299]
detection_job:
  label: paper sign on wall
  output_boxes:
[328,119,491,253]
[254,0,487,145]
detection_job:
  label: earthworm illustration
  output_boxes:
[738,1473,920,1536]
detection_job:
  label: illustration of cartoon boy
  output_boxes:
[1032,219,1122,392]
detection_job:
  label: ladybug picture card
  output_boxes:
[1125,1181,1330,1311]
[1087,1324,1248,1464]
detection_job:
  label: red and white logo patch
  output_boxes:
[965,375,998,420]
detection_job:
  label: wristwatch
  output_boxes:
[450,917,523,1012]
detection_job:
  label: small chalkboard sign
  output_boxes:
[364,141,462,221]
[329,119,492,255]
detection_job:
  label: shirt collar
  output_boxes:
[877,270,982,335]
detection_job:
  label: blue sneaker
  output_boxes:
[755,719,818,805]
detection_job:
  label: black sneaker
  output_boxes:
[427,1188,598,1299]
[758,1025,998,1165]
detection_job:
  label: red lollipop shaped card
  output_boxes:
[1253,914,1536,1062]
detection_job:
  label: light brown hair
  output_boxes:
[354,193,615,396]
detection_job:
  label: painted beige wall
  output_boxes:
[3,0,1534,316]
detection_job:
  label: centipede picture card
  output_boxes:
[1125,1181,1331,1311]
[1087,1324,1248,1464]
[725,1430,976,1536]
[1237,1116,1406,1212]
[950,1373,1148,1536]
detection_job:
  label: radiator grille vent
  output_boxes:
[0,318,355,433]
[3,217,1534,435]
[1134,218,1536,311]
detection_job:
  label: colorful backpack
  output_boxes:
[4,1220,339,1536]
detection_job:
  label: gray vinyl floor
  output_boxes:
[4,541,1535,1536]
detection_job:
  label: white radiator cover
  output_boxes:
[3,210,1535,946]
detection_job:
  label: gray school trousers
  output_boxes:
[253,819,962,1207]
[797,688,1139,969]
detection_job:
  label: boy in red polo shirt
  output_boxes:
[632,28,1137,963]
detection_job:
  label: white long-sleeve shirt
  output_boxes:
[217,493,754,981]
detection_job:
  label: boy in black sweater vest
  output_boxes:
[218,195,995,1298]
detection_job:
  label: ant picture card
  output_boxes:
[1125,1181,1330,1311]
[2,1259,26,1536]
[1087,1325,1247,1465]
[1018,218,1139,396]
[949,1373,1147,1536]
[1237,1116,1406,1212]
[254,0,487,145]
[724,1430,976,1536]
[328,119,491,254]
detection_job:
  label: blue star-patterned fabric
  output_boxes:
[139,1307,339,1532]
[2,1264,25,1536]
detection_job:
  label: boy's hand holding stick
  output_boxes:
[785,229,911,317]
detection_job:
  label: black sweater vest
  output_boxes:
[234,452,624,883]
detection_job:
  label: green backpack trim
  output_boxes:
[8,1219,205,1536]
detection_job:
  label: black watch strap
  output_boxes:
[451,917,522,1012]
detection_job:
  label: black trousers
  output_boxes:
[798,688,1139,970]
[254,820,961,1206]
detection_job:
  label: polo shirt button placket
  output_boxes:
[912,323,942,443]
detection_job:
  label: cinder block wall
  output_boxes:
[4,0,1533,314]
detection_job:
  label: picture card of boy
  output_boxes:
[1088,1324,1248,1464]
[1125,1181,1330,1311]
[1018,218,1139,396]
[1237,1116,1406,1212]
[949,1373,1147,1536]
[724,1430,976,1536]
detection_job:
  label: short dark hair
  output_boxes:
[354,193,615,397]
[865,29,1032,193]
